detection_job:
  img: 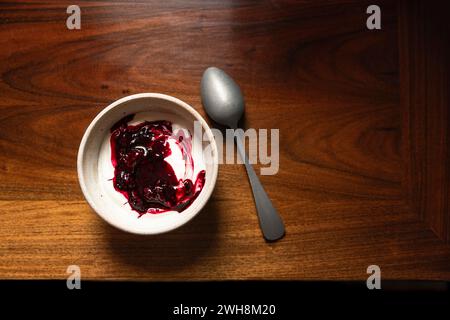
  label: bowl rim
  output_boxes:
[77,92,219,235]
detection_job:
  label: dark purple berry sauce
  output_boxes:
[110,114,206,216]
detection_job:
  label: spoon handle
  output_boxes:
[234,130,285,241]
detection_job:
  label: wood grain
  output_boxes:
[1,0,450,280]
[400,0,450,242]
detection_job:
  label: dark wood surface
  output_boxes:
[400,0,450,243]
[1,0,449,280]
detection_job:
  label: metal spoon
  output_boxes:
[201,67,285,241]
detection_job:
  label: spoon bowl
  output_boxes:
[201,67,244,129]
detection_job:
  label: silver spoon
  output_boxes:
[201,67,285,241]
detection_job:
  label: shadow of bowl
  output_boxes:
[102,190,221,276]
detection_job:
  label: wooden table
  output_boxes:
[1,0,449,280]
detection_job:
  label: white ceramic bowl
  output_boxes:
[77,93,218,235]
